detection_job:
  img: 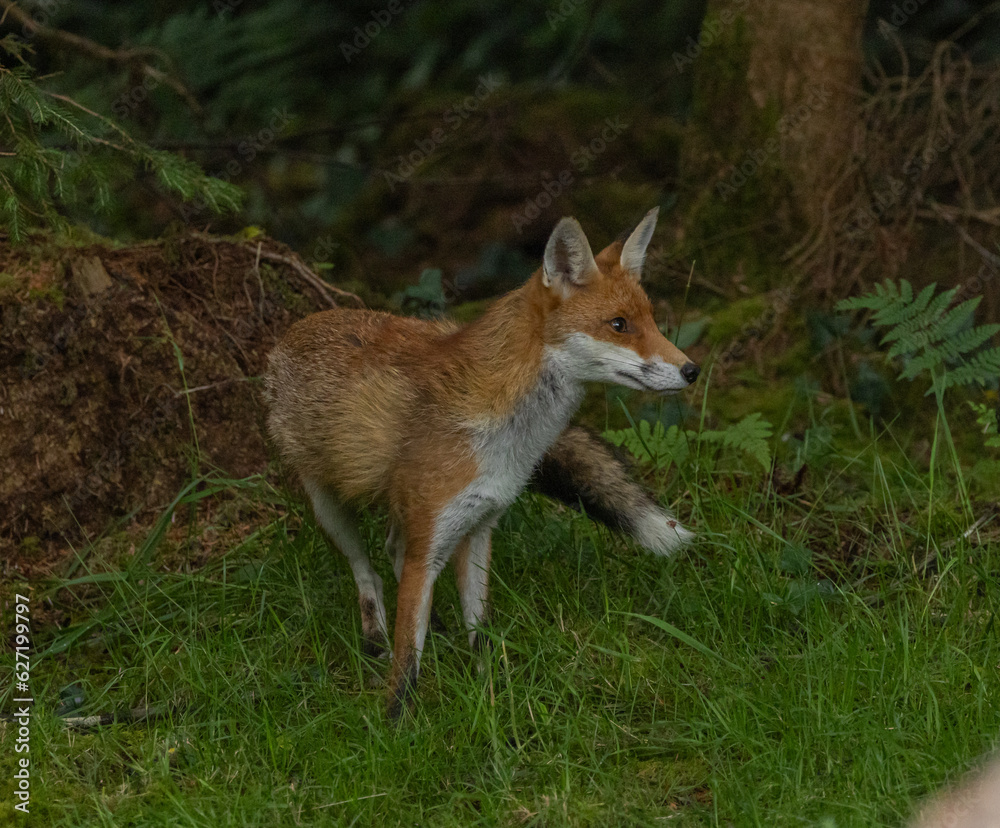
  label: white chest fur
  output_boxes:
[429,347,583,559]
[471,347,584,503]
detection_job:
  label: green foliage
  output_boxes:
[33,0,707,245]
[605,412,773,471]
[968,400,1000,448]
[17,404,1000,825]
[705,296,767,346]
[837,279,1000,394]
[667,316,708,351]
[0,36,241,240]
[700,411,773,469]
[397,267,448,317]
[607,418,690,467]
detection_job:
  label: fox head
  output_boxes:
[538,208,699,393]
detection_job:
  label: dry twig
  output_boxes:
[795,36,1000,300]
[190,232,364,309]
[254,247,364,309]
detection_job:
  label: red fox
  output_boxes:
[265,208,699,716]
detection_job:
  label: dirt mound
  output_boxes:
[0,232,350,578]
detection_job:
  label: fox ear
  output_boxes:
[620,207,659,278]
[543,217,598,298]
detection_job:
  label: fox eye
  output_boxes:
[610,317,628,333]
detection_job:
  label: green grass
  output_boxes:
[3,404,999,827]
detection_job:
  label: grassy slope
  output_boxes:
[3,381,998,828]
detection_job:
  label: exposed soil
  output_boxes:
[0,232,340,579]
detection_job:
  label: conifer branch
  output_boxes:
[0,0,203,115]
[0,34,241,239]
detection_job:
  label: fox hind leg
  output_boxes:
[386,518,405,583]
[304,479,389,658]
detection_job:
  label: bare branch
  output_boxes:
[0,0,203,116]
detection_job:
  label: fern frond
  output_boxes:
[701,413,773,470]
[879,284,948,345]
[838,280,904,312]
[921,322,999,366]
[608,413,774,473]
[941,350,1000,391]
[838,279,1000,393]
[968,401,1000,448]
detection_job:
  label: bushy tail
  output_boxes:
[529,427,692,555]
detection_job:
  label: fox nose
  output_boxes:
[680,362,700,384]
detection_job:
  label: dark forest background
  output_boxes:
[4,0,999,304]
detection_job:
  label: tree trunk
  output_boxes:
[743,0,868,226]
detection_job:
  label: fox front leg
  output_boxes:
[386,494,494,717]
[451,525,493,654]
[387,531,450,719]
[386,519,450,637]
